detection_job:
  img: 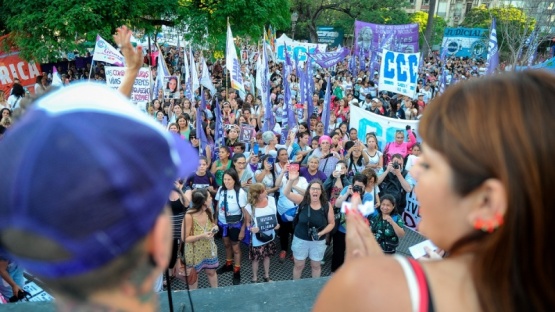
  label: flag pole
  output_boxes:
[226,17,229,102]
[88,60,95,80]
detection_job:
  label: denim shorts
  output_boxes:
[291,235,327,262]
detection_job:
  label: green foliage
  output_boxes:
[178,0,290,52]
[409,11,447,47]
[0,0,290,61]
[461,4,536,54]
[292,0,410,43]
[1,0,180,61]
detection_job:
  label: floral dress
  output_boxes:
[184,216,219,271]
[369,212,404,254]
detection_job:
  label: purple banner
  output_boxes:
[309,46,351,68]
[354,21,419,57]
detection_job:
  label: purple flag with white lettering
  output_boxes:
[214,98,224,147]
[486,18,499,75]
[322,76,332,135]
[309,46,351,69]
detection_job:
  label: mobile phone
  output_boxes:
[335,164,342,172]
[211,228,219,234]
[267,157,275,165]
[289,163,299,172]
[253,142,259,155]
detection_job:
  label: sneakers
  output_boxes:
[233,271,241,285]
[216,264,233,275]
[279,251,287,263]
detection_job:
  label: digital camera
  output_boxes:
[352,185,363,194]
[392,162,400,170]
[308,227,319,241]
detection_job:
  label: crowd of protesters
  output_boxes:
[0,41,492,299]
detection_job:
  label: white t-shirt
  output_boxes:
[245,200,278,247]
[215,188,248,224]
[255,170,277,196]
[277,176,308,215]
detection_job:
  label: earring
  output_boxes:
[473,212,504,233]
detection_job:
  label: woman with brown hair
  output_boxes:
[315,71,555,311]
[245,183,280,283]
[182,188,219,290]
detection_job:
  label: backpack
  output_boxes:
[292,203,329,230]
[219,188,243,224]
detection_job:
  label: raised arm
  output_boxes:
[113,26,144,98]
[283,170,304,204]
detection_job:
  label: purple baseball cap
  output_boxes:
[0,83,198,278]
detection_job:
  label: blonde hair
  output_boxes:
[247,183,265,207]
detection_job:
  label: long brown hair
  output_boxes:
[247,183,265,208]
[419,71,555,312]
[188,188,214,224]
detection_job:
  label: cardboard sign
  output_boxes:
[379,48,420,98]
[105,66,151,102]
[240,124,255,143]
[257,214,277,232]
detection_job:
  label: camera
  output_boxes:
[352,185,363,194]
[9,289,30,302]
[308,227,319,241]
[392,162,400,170]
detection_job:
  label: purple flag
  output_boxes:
[262,40,274,132]
[281,46,295,144]
[322,76,332,135]
[359,46,366,71]
[214,98,224,147]
[486,18,499,75]
[196,105,209,155]
[309,46,351,69]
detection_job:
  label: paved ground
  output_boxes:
[165,226,425,290]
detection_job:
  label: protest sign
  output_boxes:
[378,48,420,98]
[402,190,421,231]
[257,215,278,232]
[163,75,179,99]
[105,66,151,102]
[354,21,419,57]
[348,104,419,150]
[441,28,488,59]
[275,34,327,63]
[240,124,255,143]
[317,26,344,47]
[0,50,41,97]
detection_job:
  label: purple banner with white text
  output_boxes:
[354,21,419,57]
[309,46,351,68]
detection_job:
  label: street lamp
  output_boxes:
[291,12,299,40]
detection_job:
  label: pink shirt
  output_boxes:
[384,130,416,163]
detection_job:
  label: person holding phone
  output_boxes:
[255,155,283,199]
[183,188,219,289]
[232,153,254,192]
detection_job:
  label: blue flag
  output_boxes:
[322,76,331,135]
[486,18,499,75]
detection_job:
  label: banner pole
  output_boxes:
[88,60,95,80]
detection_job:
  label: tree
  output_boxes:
[178,0,290,52]
[422,0,437,58]
[0,0,290,61]
[409,11,447,51]
[0,0,182,61]
[291,0,410,44]
[461,4,553,66]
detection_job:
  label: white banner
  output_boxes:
[105,67,151,103]
[349,104,419,147]
[275,34,327,63]
[378,48,420,98]
[93,35,125,66]
[349,104,421,231]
